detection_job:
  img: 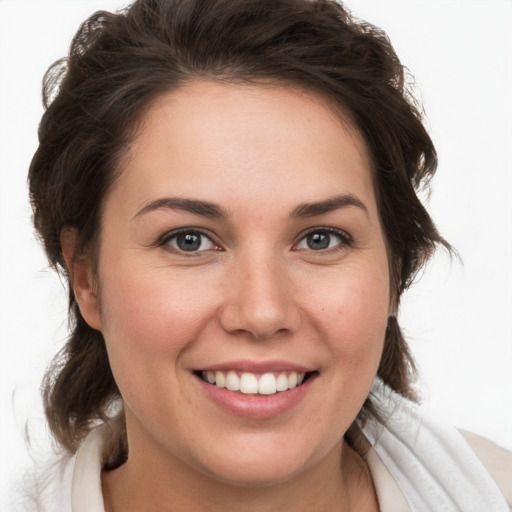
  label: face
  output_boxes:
[78,81,390,486]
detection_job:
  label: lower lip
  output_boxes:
[196,374,317,419]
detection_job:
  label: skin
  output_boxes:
[65,81,389,511]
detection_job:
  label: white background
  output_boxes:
[1,0,511,506]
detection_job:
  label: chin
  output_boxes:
[205,459,308,489]
[193,434,331,488]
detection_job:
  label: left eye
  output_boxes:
[164,231,217,252]
[295,230,349,251]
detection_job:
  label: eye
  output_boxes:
[162,230,218,253]
[295,229,351,251]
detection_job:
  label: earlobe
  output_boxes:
[60,227,102,330]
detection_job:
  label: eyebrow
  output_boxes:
[290,194,368,218]
[134,197,228,219]
[133,193,368,220]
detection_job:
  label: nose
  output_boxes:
[220,251,300,340]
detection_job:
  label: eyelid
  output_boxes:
[159,227,222,253]
[293,227,353,251]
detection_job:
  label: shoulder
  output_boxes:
[460,430,512,510]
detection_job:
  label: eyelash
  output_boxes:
[159,228,220,255]
[158,227,353,254]
[294,227,353,253]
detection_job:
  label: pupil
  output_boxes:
[307,232,329,250]
[177,233,201,251]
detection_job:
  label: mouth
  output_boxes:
[195,369,317,395]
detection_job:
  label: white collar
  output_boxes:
[360,378,509,512]
[72,424,106,512]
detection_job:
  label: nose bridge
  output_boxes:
[221,244,295,339]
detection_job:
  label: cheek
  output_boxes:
[96,268,220,421]
[303,264,389,361]
[100,269,209,343]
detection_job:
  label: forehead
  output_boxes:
[113,81,376,215]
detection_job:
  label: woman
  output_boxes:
[10,0,512,510]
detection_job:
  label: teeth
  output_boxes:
[201,370,307,394]
[240,373,259,394]
[276,373,288,391]
[215,371,226,388]
[226,371,240,391]
[288,372,298,389]
[258,373,277,395]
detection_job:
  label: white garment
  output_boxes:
[359,379,511,512]
[8,379,511,512]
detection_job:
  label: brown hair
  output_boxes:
[29,0,449,461]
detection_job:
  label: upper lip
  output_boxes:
[195,359,315,373]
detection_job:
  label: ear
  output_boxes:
[60,227,102,330]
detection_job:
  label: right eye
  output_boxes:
[162,230,219,253]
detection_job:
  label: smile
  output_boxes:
[194,364,318,418]
[199,370,309,395]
